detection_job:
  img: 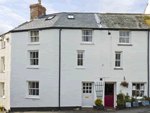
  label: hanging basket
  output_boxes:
[120,81,129,88]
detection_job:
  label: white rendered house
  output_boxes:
[1,0,150,112]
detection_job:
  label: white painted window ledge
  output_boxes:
[80,42,95,45]
[26,66,39,69]
[118,43,132,46]
[76,66,85,69]
[27,42,40,45]
[2,96,5,99]
[25,96,40,99]
[114,67,123,70]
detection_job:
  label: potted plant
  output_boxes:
[120,81,129,88]
[116,93,125,109]
[125,93,132,108]
[94,99,104,110]
[141,96,150,106]
[0,106,4,112]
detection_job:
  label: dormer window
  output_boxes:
[68,15,75,19]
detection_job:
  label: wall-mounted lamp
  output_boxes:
[108,31,111,35]
[124,76,126,81]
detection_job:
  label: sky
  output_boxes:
[0,0,148,35]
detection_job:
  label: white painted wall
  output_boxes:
[60,30,148,107]
[10,29,59,107]
[10,29,148,108]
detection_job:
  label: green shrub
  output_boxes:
[117,93,124,101]
[131,97,137,101]
[95,99,103,106]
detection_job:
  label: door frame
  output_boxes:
[104,82,117,108]
[81,81,94,108]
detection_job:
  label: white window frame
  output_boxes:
[26,81,39,99]
[82,30,93,42]
[132,83,145,99]
[115,52,122,68]
[30,31,39,43]
[29,51,39,66]
[77,50,84,67]
[119,31,131,44]
[1,37,6,49]
[1,57,5,72]
[2,83,4,98]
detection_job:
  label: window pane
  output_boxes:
[33,82,36,88]
[78,59,83,66]
[31,31,33,37]
[29,82,32,88]
[30,52,33,58]
[36,52,38,58]
[137,84,140,90]
[33,52,35,58]
[30,59,34,65]
[36,82,39,88]
[35,59,38,65]
[33,89,36,95]
[31,37,34,42]
[36,89,39,95]
[115,61,120,66]
[116,54,120,60]
[132,90,136,97]
[36,37,39,42]
[83,90,85,93]
[29,89,32,95]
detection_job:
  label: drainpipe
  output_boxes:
[59,29,62,110]
[148,30,149,98]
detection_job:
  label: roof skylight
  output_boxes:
[46,15,55,20]
[68,15,75,19]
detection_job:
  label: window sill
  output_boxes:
[80,42,94,45]
[114,67,123,70]
[26,66,39,69]
[1,96,5,99]
[25,96,40,100]
[118,43,132,46]
[27,42,40,45]
[76,66,85,69]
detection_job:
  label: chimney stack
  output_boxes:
[30,0,46,20]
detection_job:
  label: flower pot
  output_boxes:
[132,101,139,107]
[96,105,104,110]
[125,102,131,107]
[117,105,125,109]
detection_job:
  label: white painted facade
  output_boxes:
[0,33,11,110]
[9,29,148,108]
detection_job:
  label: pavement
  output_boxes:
[9,106,150,113]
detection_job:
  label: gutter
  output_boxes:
[59,29,62,110]
[148,30,149,98]
[9,27,150,34]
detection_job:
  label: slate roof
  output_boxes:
[11,12,150,32]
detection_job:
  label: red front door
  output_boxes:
[105,84,114,108]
